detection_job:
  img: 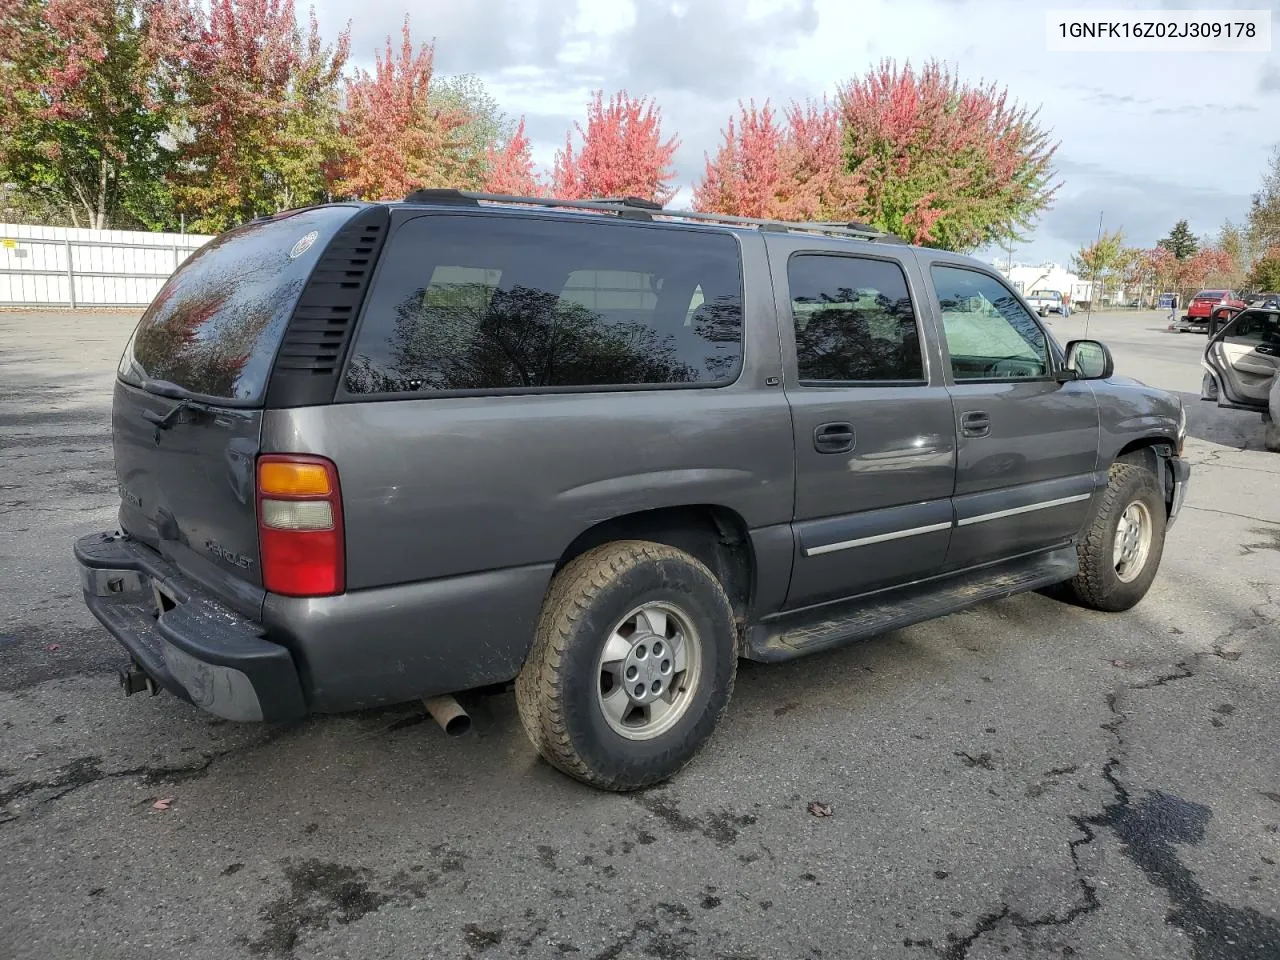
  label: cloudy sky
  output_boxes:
[312,0,1279,267]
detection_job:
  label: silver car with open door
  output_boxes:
[1201,306,1280,451]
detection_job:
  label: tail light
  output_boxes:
[256,454,345,597]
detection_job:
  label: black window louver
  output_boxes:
[264,205,390,408]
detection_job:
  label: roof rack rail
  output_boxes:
[399,189,906,243]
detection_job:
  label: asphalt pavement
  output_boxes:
[1,309,1278,960]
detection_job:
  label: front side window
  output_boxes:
[343,214,744,394]
[787,254,924,383]
[1224,310,1280,344]
[931,265,1050,381]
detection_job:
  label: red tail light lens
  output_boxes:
[256,454,345,597]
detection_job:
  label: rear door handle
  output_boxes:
[814,421,855,453]
[961,411,991,438]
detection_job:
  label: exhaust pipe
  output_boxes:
[119,662,158,697]
[422,694,472,737]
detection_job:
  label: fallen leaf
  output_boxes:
[1109,659,1130,668]
[45,644,60,652]
[152,798,174,811]
[807,801,833,818]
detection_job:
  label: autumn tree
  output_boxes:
[1157,219,1198,260]
[551,90,679,204]
[483,118,542,195]
[333,17,485,200]
[1071,229,1126,302]
[838,59,1058,250]
[693,99,861,221]
[1178,247,1236,293]
[157,0,350,232]
[0,0,181,228]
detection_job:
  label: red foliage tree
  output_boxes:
[695,61,1054,249]
[482,117,543,196]
[334,16,479,200]
[693,100,784,218]
[157,0,350,231]
[1178,248,1237,290]
[551,90,679,204]
[839,60,1058,249]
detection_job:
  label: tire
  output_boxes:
[1064,463,1167,612]
[515,540,737,791]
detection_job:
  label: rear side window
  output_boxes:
[343,214,744,394]
[117,206,356,402]
[787,254,924,383]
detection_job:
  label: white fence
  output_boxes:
[0,223,214,307]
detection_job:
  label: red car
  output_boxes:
[1177,289,1246,333]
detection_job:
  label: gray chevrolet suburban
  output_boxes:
[74,190,1191,791]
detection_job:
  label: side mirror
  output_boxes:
[1061,339,1114,381]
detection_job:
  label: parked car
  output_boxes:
[74,190,1191,791]
[1201,305,1280,451]
[1175,289,1246,333]
[1245,291,1280,309]
[1025,289,1070,317]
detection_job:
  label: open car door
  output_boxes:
[1203,308,1280,412]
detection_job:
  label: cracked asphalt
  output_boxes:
[1,309,1278,960]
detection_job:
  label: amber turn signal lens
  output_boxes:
[258,461,332,497]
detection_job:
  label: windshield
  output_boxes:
[116,205,357,403]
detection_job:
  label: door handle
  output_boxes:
[814,421,855,453]
[961,411,991,438]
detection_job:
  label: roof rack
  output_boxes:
[399,188,906,243]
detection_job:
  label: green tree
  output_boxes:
[1246,145,1280,255]
[1157,219,1198,260]
[429,73,513,182]
[1071,229,1126,304]
[0,0,180,229]
[1248,247,1280,292]
[1217,220,1248,283]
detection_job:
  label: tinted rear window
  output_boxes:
[1195,290,1227,300]
[117,206,356,402]
[343,213,744,395]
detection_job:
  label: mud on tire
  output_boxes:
[1064,463,1167,612]
[515,540,738,791]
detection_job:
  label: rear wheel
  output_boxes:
[1064,463,1167,612]
[515,540,737,791]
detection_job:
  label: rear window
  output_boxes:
[343,213,744,395]
[117,206,356,402]
[1195,290,1227,300]
[1029,290,1059,300]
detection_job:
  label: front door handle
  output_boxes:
[961,410,991,438]
[814,421,855,453]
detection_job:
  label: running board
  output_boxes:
[745,547,1078,662]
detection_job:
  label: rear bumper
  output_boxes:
[74,532,306,722]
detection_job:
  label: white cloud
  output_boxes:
[313,0,1279,262]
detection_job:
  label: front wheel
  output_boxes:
[515,540,738,791]
[1064,463,1167,612]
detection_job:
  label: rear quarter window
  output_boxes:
[342,213,745,395]
[117,206,358,403]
